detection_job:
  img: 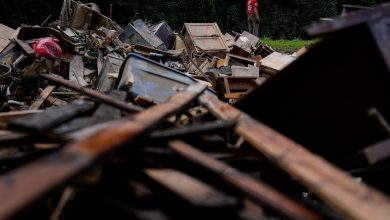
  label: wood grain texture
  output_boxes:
[0,83,206,220]
[145,168,238,208]
[198,94,390,220]
[168,140,322,220]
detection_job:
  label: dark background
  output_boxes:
[0,0,389,39]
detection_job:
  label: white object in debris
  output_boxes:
[239,36,250,43]
[260,52,296,72]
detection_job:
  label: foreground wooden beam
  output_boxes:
[145,168,239,209]
[0,83,207,220]
[198,94,390,220]
[168,140,322,220]
[0,110,42,123]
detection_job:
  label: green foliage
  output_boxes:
[0,0,388,39]
[261,37,318,53]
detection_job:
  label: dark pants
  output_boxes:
[247,13,259,36]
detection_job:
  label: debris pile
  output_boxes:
[0,1,390,220]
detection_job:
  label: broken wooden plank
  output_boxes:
[224,92,247,100]
[9,100,95,132]
[0,23,15,52]
[41,74,143,113]
[29,86,55,110]
[223,77,231,94]
[359,138,390,165]
[226,53,258,67]
[186,55,213,84]
[0,83,207,220]
[0,131,30,145]
[145,168,238,208]
[51,92,80,96]
[231,65,259,78]
[49,187,77,220]
[260,52,295,72]
[198,94,390,220]
[96,58,117,92]
[53,91,126,134]
[168,140,322,220]
[45,96,68,107]
[0,110,42,123]
[14,38,34,55]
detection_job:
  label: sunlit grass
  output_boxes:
[260,37,318,54]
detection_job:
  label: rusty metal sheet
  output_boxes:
[182,23,229,58]
[115,53,214,104]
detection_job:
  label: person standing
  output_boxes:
[247,0,260,36]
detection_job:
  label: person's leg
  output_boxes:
[247,16,253,34]
[253,19,259,36]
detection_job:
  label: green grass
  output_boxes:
[260,38,318,54]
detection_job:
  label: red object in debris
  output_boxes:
[33,37,62,59]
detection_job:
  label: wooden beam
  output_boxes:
[41,74,143,113]
[145,168,238,208]
[224,92,247,100]
[10,100,95,132]
[14,39,34,55]
[198,94,390,220]
[0,111,42,123]
[223,77,231,94]
[0,83,207,220]
[360,138,390,165]
[168,140,322,220]
[45,96,68,107]
[29,86,55,110]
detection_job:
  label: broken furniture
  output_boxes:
[120,19,167,51]
[115,53,213,104]
[259,52,295,76]
[182,23,229,58]
[230,31,260,57]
